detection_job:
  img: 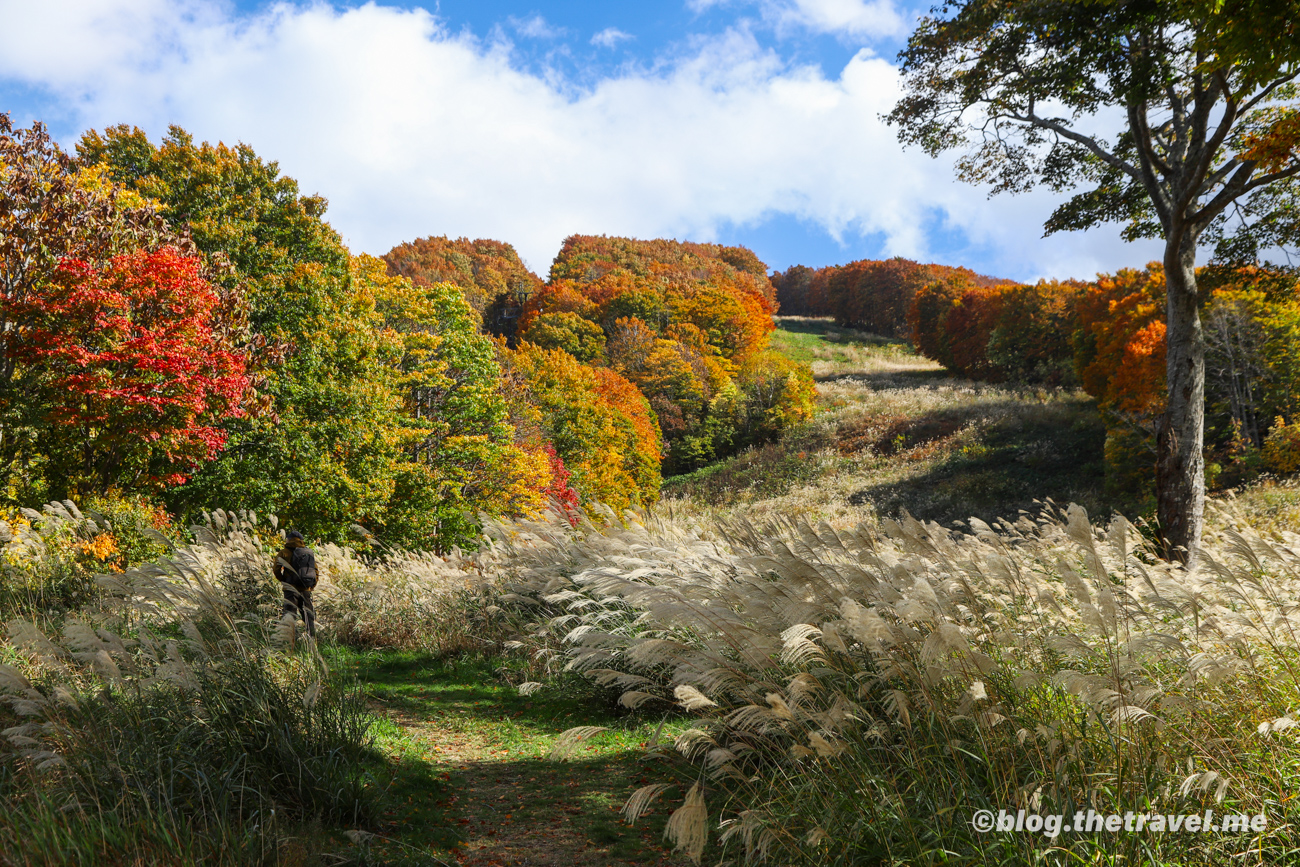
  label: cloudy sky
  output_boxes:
[0,0,1165,280]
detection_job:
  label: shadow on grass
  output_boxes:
[356,750,683,866]
[442,751,691,866]
[846,398,1113,526]
[663,423,833,504]
[815,367,953,386]
[334,649,693,866]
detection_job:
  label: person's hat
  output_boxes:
[286,529,305,541]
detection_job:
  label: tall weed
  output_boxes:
[476,501,1300,865]
[0,507,377,865]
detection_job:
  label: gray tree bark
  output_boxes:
[1156,233,1206,564]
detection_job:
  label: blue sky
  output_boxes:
[0,0,1164,279]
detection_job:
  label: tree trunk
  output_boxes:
[1156,234,1206,564]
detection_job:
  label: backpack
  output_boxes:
[279,546,319,590]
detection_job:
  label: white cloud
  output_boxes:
[690,0,906,39]
[508,13,564,39]
[0,0,1159,280]
[591,27,633,49]
[781,0,905,38]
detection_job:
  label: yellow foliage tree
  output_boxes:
[506,343,661,510]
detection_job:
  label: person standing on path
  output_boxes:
[274,529,318,637]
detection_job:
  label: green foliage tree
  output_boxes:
[888,0,1300,561]
[1187,0,1299,84]
[359,255,549,548]
[521,311,607,362]
[735,350,816,445]
[76,126,381,536]
[75,127,540,547]
[77,125,348,345]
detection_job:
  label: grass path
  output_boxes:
[336,650,693,867]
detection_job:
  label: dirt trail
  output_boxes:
[391,708,687,867]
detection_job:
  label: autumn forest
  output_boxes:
[4,1,1300,860]
[2,118,821,551]
[11,114,1297,557]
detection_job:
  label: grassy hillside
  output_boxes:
[665,316,1110,527]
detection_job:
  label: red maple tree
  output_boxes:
[541,444,581,523]
[11,247,250,494]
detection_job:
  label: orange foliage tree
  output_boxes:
[382,236,543,327]
[909,276,1084,386]
[907,276,971,370]
[942,285,1006,379]
[544,236,776,365]
[505,343,661,510]
[986,280,1086,385]
[518,235,809,474]
[769,265,817,315]
[832,258,999,337]
[1074,264,1168,417]
[1071,264,1168,502]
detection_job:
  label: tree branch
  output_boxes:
[1134,101,1174,179]
[1178,70,1237,215]
[1193,159,1300,225]
[1003,108,1140,180]
[1237,69,1300,114]
[1200,156,1242,193]
[1126,102,1175,226]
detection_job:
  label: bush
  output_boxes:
[1263,417,1300,474]
[0,502,113,618]
[0,652,373,865]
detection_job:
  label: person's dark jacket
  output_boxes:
[274,543,319,591]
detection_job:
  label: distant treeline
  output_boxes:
[921,263,1300,495]
[770,258,1005,336]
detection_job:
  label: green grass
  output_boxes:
[334,649,693,866]
[770,316,913,368]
